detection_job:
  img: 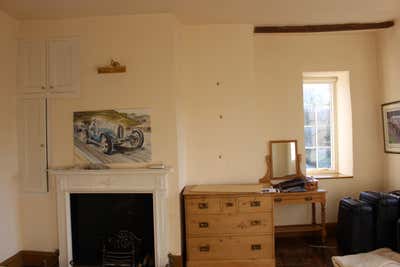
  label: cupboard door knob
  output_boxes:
[49,85,54,89]
[274,198,283,203]
[251,244,262,250]
[250,201,261,207]
[41,86,46,90]
[250,220,261,226]
[305,197,313,201]
[40,144,45,148]
[199,245,210,252]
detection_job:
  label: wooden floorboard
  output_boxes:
[276,236,341,267]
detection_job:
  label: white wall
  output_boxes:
[18,14,182,254]
[178,26,384,224]
[16,15,387,255]
[378,21,400,190]
[0,10,21,262]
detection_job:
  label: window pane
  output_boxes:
[317,126,331,146]
[306,148,316,169]
[303,80,335,171]
[318,148,332,169]
[304,127,316,147]
[304,105,315,126]
[317,106,331,126]
[303,83,331,105]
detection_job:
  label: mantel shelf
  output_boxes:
[48,167,172,176]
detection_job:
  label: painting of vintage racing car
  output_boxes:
[73,109,151,164]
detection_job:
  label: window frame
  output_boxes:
[303,77,338,175]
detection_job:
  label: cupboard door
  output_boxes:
[21,98,48,192]
[17,40,47,94]
[47,39,80,96]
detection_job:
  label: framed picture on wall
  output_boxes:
[382,101,400,154]
[73,109,152,165]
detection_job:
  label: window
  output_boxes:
[303,78,336,173]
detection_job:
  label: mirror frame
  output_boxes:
[259,140,305,185]
[269,140,298,180]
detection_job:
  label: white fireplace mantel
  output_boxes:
[50,168,170,267]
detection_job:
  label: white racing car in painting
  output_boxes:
[74,113,145,155]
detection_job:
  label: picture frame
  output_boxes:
[382,100,400,154]
[73,109,152,164]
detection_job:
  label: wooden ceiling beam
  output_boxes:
[254,21,395,33]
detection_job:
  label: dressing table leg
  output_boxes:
[312,203,316,225]
[321,202,327,243]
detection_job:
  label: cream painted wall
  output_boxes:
[16,16,386,256]
[0,10,21,261]
[255,32,383,224]
[18,14,182,254]
[178,26,384,225]
[378,22,400,190]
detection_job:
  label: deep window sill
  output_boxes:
[306,173,353,180]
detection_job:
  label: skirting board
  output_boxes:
[0,250,59,267]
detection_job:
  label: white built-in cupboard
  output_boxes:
[18,38,79,192]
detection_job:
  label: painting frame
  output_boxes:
[382,100,400,154]
[73,108,152,165]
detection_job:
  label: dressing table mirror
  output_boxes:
[259,140,305,185]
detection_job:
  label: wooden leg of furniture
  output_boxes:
[321,202,327,243]
[312,203,316,225]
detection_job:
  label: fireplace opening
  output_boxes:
[70,193,155,267]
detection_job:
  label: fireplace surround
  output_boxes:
[50,168,170,267]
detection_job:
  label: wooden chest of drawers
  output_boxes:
[183,185,275,267]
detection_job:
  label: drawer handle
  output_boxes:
[305,197,313,201]
[251,244,262,250]
[250,220,261,226]
[199,245,210,252]
[225,202,234,207]
[198,203,208,209]
[199,222,209,228]
[274,198,282,203]
[250,201,261,207]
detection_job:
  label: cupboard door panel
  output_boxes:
[47,39,80,95]
[18,41,47,94]
[21,98,48,192]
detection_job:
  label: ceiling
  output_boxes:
[0,0,399,25]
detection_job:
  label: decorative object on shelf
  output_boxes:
[305,176,319,191]
[97,59,126,74]
[73,109,151,164]
[382,100,400,154]
[259,140,305,185]
[147,163,166,169]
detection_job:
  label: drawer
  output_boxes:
[187,235,274,261]
[273,194,324,205]
[238,196,272,213]
[187,213,273,235]
[186,198,221,214]
[221,198,236,213]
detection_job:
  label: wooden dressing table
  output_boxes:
[183,184,327,267]
[272,189,327,240]
[182,140,327,267]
